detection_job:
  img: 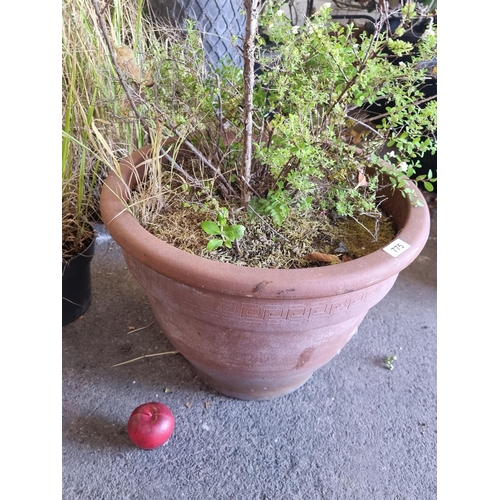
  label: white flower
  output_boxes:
[399,162,409,172]
[291,26,299,34]
[387,150,396,158]
[276,10,284,16]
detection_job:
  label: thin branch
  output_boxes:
[112,350,180,367]
[247,203,291,242]
[351,215,379,241]
[346,112,385,138]
[362,94,437,124]
[127,321,155,334]
[241,0,262,208]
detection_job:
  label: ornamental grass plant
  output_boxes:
[62,0,150,260]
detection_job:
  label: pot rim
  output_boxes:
[62,225,96,272]
[100,145,430,299]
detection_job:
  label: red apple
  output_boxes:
[127,402,175,450]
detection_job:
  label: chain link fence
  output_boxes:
[145,0,247,66]
[145,1,314,66]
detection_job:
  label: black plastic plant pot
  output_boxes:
[62,232,96,325]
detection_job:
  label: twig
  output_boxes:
[362,94,437,124]
[127,321,155,334]
[241,0,262,208]
[351,214,380,241]
[99,0,113,15]
[247,203,291,242]
[112,350,179,367]
[346,112,385,138]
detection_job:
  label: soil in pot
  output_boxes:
[132,200,397,268]
[127,147,398,270]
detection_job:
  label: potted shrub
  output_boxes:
[94,0,437,399]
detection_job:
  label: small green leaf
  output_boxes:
[394,26,405,38]
[231,224,246,240]
[221,226,238,241]
[423,181,434,192]
[402,2,416,18]
[201,221,221,235]
[206,239,224,250]
[217,208,229,224]
[222,224,245,242]
[384,355,397,370]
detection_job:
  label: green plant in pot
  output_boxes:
[62,4,100,326]
[62,0,150,325]
[95,0,437,399]
[62,161,97,325]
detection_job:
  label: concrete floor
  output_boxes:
[62,203,436,499]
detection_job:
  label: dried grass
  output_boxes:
[62,0,152,258]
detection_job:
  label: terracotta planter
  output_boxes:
[100,146,430,400]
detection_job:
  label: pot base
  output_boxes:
[190,327,358,400]
[195,369,313,401]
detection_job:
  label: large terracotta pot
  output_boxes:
[100,145,430,400]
